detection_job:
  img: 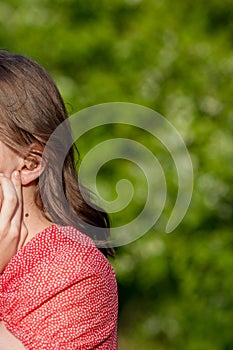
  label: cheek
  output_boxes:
[0,158,16,177]
[0,145,21,177]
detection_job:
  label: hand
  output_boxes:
[0,171,28,274]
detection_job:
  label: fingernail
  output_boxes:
[14,171,20,179]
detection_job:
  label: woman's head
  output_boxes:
[0,51,113,256]
[0,51,72,214]
[0,52,69,183]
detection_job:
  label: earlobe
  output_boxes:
[21,166,41,186]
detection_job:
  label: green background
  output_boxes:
[0,0,232,348]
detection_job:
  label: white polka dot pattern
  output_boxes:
[0,225,118,349]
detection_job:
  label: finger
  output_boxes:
[0,183,3,210]
[11,171,22,201]
[10,171,23,226]
[0,174,18,224]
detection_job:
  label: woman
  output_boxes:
[0,51,118,349]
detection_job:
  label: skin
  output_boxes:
[0,141,53,349]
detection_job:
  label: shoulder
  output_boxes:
[1,225,118,349]
[50,225,117,284]
[1,224,118,319]
[1,224,117,295]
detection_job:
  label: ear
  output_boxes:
[20,147,45,186]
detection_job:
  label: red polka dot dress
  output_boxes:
[0,225,118,349]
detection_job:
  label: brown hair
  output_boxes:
[0,51,114,257]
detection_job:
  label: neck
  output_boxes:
[22,182,54,245]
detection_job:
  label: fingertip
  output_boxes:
[13,170,21,180]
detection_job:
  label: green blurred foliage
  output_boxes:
[0,0,232,348]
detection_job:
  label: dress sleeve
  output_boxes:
[3,243,118,350]
[25,273,117,349]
